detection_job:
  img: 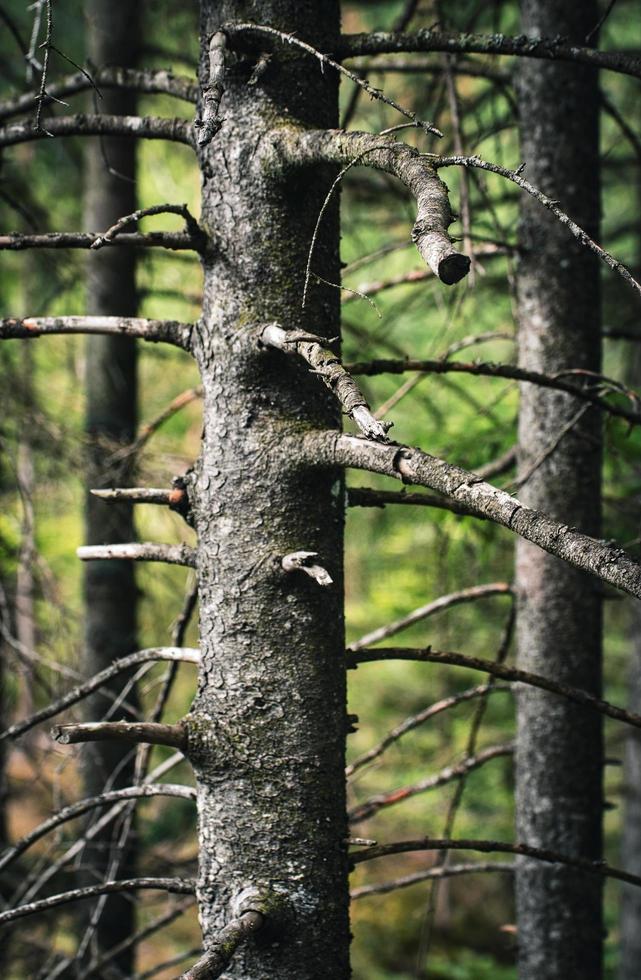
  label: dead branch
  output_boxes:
[0,783,195,873]
[436,155,641,299]
[345,356,641,426]
[0,315,192,349]
[0,113,195,149]
[350,836,641,889]
[334,30,641,81]
[195,30,228,145]
[276,129,469,284]
[84,900,195,979]
[0,231,197,251]
[0,67,197,121]
[0,878,195,926]
[90,203,204,250]
[347,646,641,730]
[260,323,391,440]
[76,542,197,567]
[346,683,511,777]
[349,742,513,823]
[179,910,265,980]
[51,720,187,750]
[351,861,514,899]
[1,647,199,740]
[281,551,333,587]
[348,582,512,652]
[325,433,641,599]
[91,488,173,504]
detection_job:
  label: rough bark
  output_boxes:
[81,1,140,970]
[181,2,350,976]
[514,2,603,978]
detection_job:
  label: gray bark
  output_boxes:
[515,2,603,978]
[181,2,350,975]
[82,1,140,970]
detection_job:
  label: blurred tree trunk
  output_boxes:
[82,0,140,971]
[514,1,603,978]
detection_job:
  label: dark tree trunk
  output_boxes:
[82,0,140,969]
[515,1,603,978]
[182,1,350,975]
[621,603,641,980]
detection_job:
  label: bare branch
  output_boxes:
[349,742,513,823]
[91,488,173,504]
[260,323,391,440]
[0,113,195,149]
[347,485,482,517]
[84,900,195,979]
[0,315,192,349]
[51,720,187,750]
[0,878,195,926]
[281,551,333,587]
[195,30,228,146]
[351,836,641,890]
[351,861,514,899]
[347,646,641,731]
[346,683,511,777]
[76,542,197,567]
[275,129,469,284]
[0,67,197,121]
[0,231,198,251]
[346,356,641,426]
[436,155,641,299]
[179,910,265,980]
[90,203,204,250]
[348,582,512,652]
[334,30,641,81]
[326,433,641,599]
[1,647,199,741]
[227,23,442,137]
[0,783,195,872]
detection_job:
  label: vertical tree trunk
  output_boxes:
[82,1,140,969]
[184,2,350,974]
[515,2,603,978]
[620,603,641,980]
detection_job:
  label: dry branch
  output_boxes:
[0,878,195,926]
[348,646,641,730]
[0,231,197,251]
[275,129,469,284]
[179,910,265,980]
[76,542,197,567]
[195,30,227,145]
[90,203,203,250]
[91,488,173,504]
[326,433,641,599]
[281,551,333,587]
[51,720,187,750]
[260,323,391,440]
[0,113,195,149]
[351,861,514,899]
[0,315,192,349]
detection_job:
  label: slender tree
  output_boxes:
[82,0,140,969]
[514,1,603,977]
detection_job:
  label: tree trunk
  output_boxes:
[183,1,350,975]
[82,1,140,969]
[515,2,603,978]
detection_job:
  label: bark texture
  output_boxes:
[183,2,349,976]
[621,604,641,979]
[82,1,140,970]
[515,2,603,977]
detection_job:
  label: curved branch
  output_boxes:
[0,878,195,926]
[179,910,265,980]
[346,683,512,777]
[274,128,469,284]
[0,784,196,872]
[0,231,198,251]
[51,720,187,750]
[0,113,195,149]
[348,582,512,651]
[90,203,204,250]
[351,861,514,899]
[349,742,513,824]
[334,30,641,81]
[0,316,193,349]
[346,357,641,426]
[76,542,197,567]
[1,647,199,741]
[0,67,197,121]
[347,646,641,730]
[327,433,641,598]
[351,837,641,890]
